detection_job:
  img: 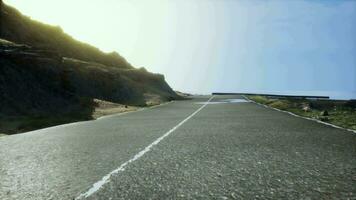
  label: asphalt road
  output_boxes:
[0,95,355,199]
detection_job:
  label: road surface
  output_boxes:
[0,95,355,199]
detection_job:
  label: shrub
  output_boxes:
[269,100,290,110]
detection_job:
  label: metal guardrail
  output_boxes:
[212,92,330,99]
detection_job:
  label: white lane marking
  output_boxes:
[97,108,145,120]
[76,96,215,199]
[195,99,249,105]
[97,101,173,120]
[223,99,249,103]
[195,102,226,105]
[243,95,356,134]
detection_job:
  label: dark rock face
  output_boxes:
[0,40,178,117]
[0,42,80,116]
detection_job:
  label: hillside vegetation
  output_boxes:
[0,2,180,134]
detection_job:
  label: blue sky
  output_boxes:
[5,0,356,99]
[211,0,356,99]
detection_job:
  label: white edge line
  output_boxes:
[8,101,174,137]
[97,101,173,120]
[75,96,215,199]
[242,95,356,134]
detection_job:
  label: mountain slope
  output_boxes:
[0,2,130,68]
[0,2,180,134]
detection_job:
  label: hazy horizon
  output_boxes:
[4,0,356,99]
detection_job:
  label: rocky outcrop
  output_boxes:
[0,39,178,117]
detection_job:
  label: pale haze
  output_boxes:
[5,0,356,99]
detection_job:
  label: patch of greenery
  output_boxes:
[268,100,290,110]
[248,95,356,131]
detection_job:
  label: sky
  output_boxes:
[4,0,356,99]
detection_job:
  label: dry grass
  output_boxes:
[248,95,356,131]
[92,99,138,119]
